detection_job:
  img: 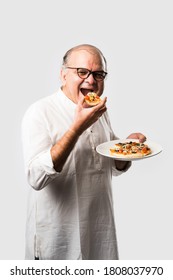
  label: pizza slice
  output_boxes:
[84,92,101,106]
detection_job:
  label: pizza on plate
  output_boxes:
[110,141,152,158]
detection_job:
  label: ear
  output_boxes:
[60,68,67,86]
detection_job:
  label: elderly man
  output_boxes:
[22,44,146,260]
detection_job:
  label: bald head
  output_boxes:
[62,44,107,72]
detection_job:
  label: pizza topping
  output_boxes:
[110,141,151,158]
[85,92,99,101]
[84,92,101,106]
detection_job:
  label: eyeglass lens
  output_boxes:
[77,68,106,81]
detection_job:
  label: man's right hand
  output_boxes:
[70,96,107,135]
[51,96,107,172]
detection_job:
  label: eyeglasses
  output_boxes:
[65,67,107,81]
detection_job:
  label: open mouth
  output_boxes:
[80,88,94,96]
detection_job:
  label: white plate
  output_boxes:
[96,139,163,161]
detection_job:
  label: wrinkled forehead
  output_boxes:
[68,49,106,70]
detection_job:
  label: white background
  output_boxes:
[0,0,172,260]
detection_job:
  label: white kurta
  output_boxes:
[21,89,130,260]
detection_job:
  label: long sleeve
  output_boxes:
[21,101,58,190]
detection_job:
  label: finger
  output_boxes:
[78,95,85,105]
[100,96,107,106]
[102,96,107,102]
[138,134,147,143]
[135,133,147,143]
[100,104,107,112]
[91,97,107,112]
[127,133,147,143]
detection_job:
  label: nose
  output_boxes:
[85,72,96,83]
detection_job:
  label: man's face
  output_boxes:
[61,49,106,104]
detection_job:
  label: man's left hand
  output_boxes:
[127,132,147,143]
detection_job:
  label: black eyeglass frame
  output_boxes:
[65,67,107,81]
